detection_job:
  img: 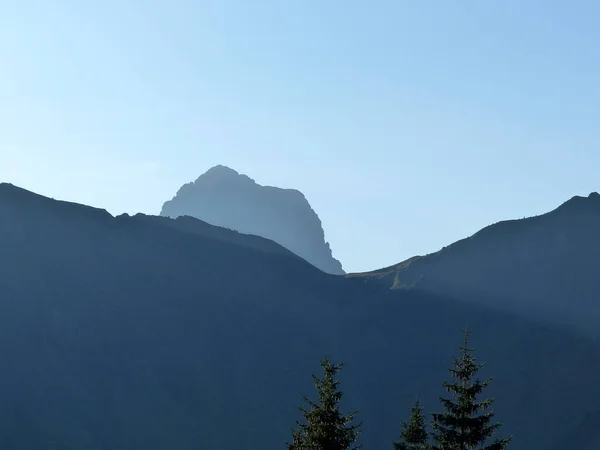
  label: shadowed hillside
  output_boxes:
[0,183,599,450]
[352,192,600,334]
[549,410,600,450]
[160,165,345,275]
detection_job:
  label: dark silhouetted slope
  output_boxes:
[160,165,345,274]
[352,192,600,333]
[549,410,600,450]
[0,183,598,450]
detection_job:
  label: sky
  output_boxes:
[1,0,600,273]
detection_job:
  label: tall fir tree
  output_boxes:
[393,399,429,450]
[286,356,362,450]
[431,328,511,450]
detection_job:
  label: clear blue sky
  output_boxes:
[1,1,599,272]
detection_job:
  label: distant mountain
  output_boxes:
[160,165,345,274]
[352,192,600,334]
[0,183,599,450]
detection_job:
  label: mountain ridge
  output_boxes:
[351,191,600,334]
[0,183,599,449]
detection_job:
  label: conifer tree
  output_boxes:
[286,356,362,450]
[393,399,429,450]
[431,329,511,450]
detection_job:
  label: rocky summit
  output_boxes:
[161,165,345,275]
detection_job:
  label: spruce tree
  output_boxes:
[286,356,362,450]
[431,329,511,450]
[393,399,429,450]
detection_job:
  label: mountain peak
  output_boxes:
[202,165,240,177]
[161,166,345,274]
[554,191,600,214]
[194,165,255,187]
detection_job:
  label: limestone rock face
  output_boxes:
[161,165,344,274]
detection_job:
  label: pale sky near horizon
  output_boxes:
[1,1,600,273]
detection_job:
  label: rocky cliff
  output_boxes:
[161,165,345,274]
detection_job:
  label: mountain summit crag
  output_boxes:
[161,165,344,274]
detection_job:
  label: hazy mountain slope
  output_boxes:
[160,165,345,274]
[352,192,600,333]
[0,183,598,450]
